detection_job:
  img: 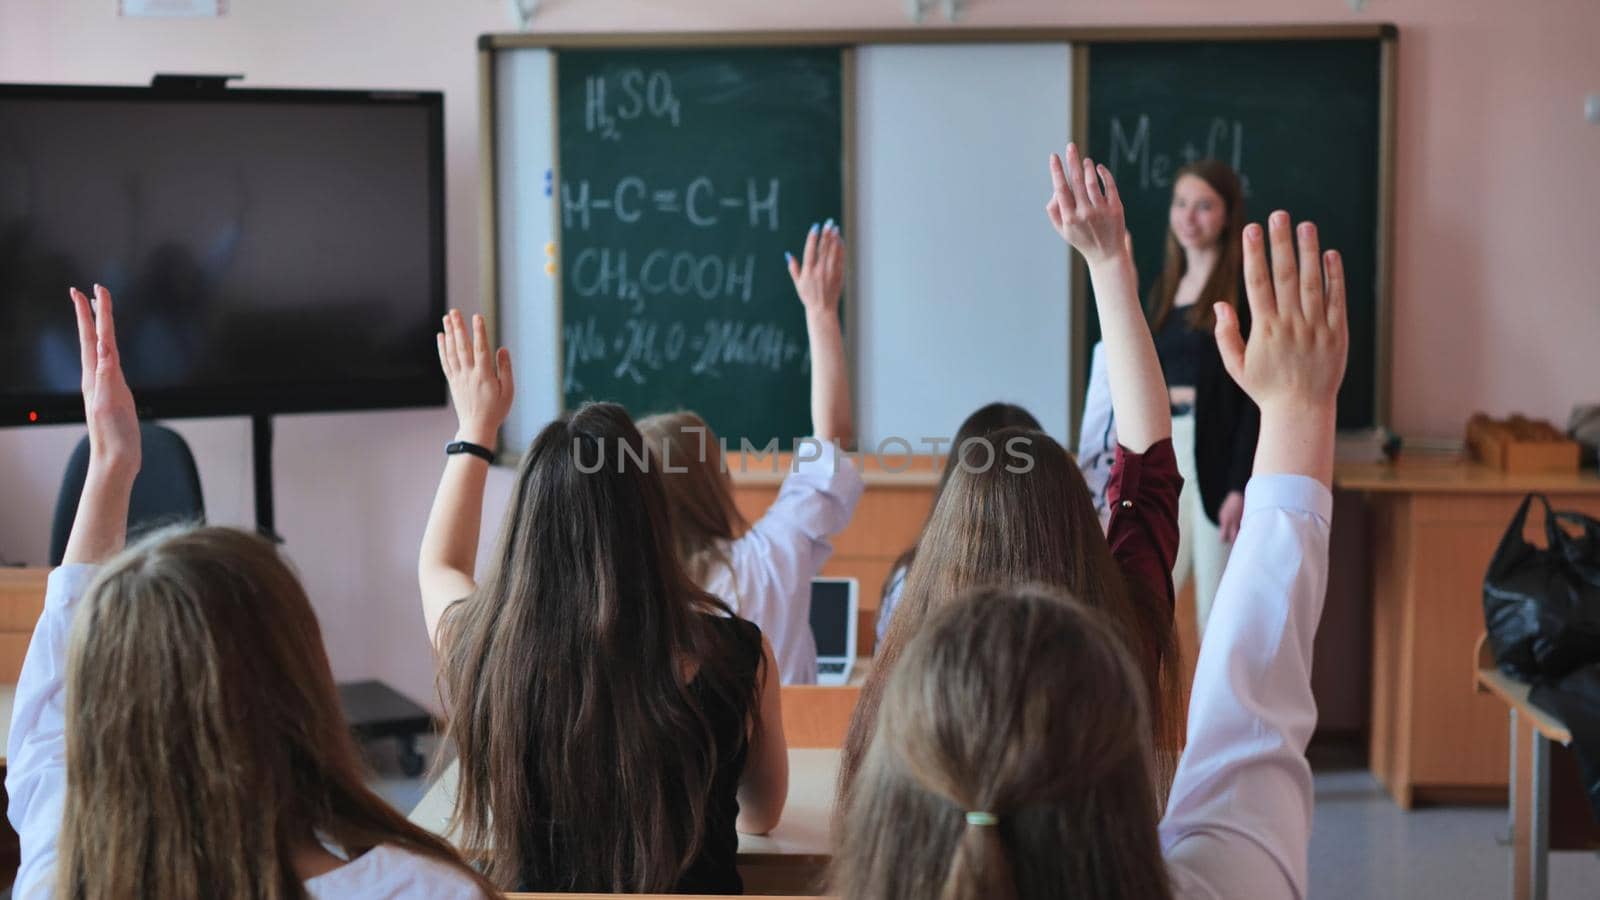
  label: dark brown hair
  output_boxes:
[1147,160,1246,334]
[437,402,760,892]
[882,403,1043,601]
[61,526,495,900]
[842,429,1181,805]
[830,585,1172,900]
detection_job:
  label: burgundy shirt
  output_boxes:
[1105,437,1183,674]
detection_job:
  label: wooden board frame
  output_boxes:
[476,24,1399,458]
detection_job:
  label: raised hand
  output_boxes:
[787,220,845,319]
[1046,142,1128,267]
[1214,212,1348,485]
[437,309,514,448]
[62,285,141,565]
[70,286,140,477]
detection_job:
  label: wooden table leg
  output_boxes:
[1510,708,1550,900]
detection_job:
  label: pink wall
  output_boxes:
[1,0,1596,706]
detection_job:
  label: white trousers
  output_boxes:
[1171,412,1231,641]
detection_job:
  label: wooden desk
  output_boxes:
[0,569,48,684]
[781,659,868,749]
[411,748,840,896]
[1476,660,1571,900]
[1336,462,1600,807]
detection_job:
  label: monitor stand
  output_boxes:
[251,413,433,777]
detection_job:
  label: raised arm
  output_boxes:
[787,221,852,447]
[9,286,142,899]
[1216,213,1344,488]
[418,309,514,646]
[1160,212,1347,900]
[62,285,141,564]
[1047,143,1169,453]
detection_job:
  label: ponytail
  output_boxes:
[938,812,1016,900]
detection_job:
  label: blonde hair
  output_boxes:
[637,411,750,584]
[60,526,494,900]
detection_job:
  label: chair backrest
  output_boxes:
[48,423,206,566]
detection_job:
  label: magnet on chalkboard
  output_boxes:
[545,261,557,276]
[544,168,553,197]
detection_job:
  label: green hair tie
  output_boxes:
[965,811,998,827]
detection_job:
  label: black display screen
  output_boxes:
[0,83,446,424]
[809,579,853,658]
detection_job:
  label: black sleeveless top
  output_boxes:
[516,615,764,895]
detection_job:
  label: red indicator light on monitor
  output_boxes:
[28,411,39,422]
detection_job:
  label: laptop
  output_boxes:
[809,577,859,686]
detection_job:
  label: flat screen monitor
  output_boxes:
[0,82,446,424]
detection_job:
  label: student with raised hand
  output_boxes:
[838,144,1185,803]
[830,212,1347,900]
[639,219,863,685]
[7,287,494,900]
[418,311,787,893]
[873,401,1041,645]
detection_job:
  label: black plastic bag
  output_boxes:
[1482,494,1600,680]
[1530,665,1600,826]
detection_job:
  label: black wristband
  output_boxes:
[445,440,495,463]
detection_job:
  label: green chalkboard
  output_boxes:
[1084,38,1386,428]
[556,48,843,447]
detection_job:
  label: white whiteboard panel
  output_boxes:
[854,44,1074,446]
[496,48,561,454]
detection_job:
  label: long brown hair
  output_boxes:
[841,429,1181,804]
[437,402,760,891]
[60,526,495,900]
[882,402,1042,600]
[1147,160,1245,333]
[830,586,1172,900]
[637,410,750,583]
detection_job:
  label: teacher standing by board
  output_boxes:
[1145,161,1258,640]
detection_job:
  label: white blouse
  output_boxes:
[701,439,864,685]
[5,565,487,900]
[1160,473,1332,899]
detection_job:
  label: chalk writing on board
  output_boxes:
[570,246,759,312]
[563,314,807,392]
[584,70,682,141]
[1106,115,1253,195]
[562,177,781,231]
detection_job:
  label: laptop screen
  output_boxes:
[809,580,853,658]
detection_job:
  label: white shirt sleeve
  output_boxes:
[7,564,98,900]
[1075,341,1118,532]
[1160,474,1331,900]
[305,844,487,899]
[720,440,864,685]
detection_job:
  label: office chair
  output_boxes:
[48,423,205,565]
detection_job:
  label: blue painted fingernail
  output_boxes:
[810,222,819,234]
[823,218,835,231]
[785,251,794,265]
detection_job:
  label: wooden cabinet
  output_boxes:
[1339,463,1600,807]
